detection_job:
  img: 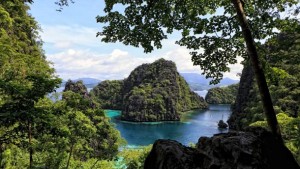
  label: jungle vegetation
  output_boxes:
[91,59,208,122]
[205,84,239,104]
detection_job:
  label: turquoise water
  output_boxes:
[106,104,231,146]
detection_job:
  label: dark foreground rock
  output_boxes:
[145,127,300,169]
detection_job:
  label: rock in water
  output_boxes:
[145,127,300,169]
[227,62,255,130]
[218,120,228,129]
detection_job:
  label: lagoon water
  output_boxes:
[53,87,231,146]
[106,104,231,146]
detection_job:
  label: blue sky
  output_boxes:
[29,1,243,81]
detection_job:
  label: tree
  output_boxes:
[1,1,125,168]
[62,81,124,161]
[227,29,300,163]
[96,0,300,143]
[0,1,61,168]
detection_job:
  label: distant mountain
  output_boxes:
[60,78,101,88]
[180,73,210,84]
[220,77,240,86]
[180,73,239,91]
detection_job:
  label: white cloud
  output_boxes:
[47,49,154,80]
[223,56,244,80]
[42,24,243,81]
[161,46,243,80]
[47,46,243,81]
[163,47,201,73]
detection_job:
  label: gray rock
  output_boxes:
[145,127,300,169]
[218,120,228,129]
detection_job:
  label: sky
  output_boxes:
[29,0,243,81]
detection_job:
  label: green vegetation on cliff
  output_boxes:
[229,32,300,129]
[91,59,208,122]
[205,84,239,104]
[91,80,123,110]
[229,31,300,163]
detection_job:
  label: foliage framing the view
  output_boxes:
[97,0,299,83]
[229,31,300,163]
[0,1,124,168]
[0,0,61,168]
[96,0,300,143]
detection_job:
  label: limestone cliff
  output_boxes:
[91,80,123,110]
[227,62,255,130]
[63,80,98,109]
[205,83,239,104]
[91,59,208,122]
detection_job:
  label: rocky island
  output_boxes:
[91,59,208,122]
[205,83,239,104]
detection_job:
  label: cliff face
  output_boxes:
[227,61,255,130]
[122,59,207,121]
[145,127,300,169]
[63,80,98,109]
[205,83,239,104]
[91,58,208,122]
[91,80,123,110]
[63,80,89,97]
[229,33,300,130]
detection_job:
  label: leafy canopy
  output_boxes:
[97,0,299,83]
[0,1,123,168]
[0,0,61,145]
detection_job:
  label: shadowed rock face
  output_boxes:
[63,80,89,98]
[228,62,255,130]
[145,127,300,169]
[63,80,97,109]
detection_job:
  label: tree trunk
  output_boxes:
[231,0,283,143]
[66,143,74,169]
[28,121,33,168]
